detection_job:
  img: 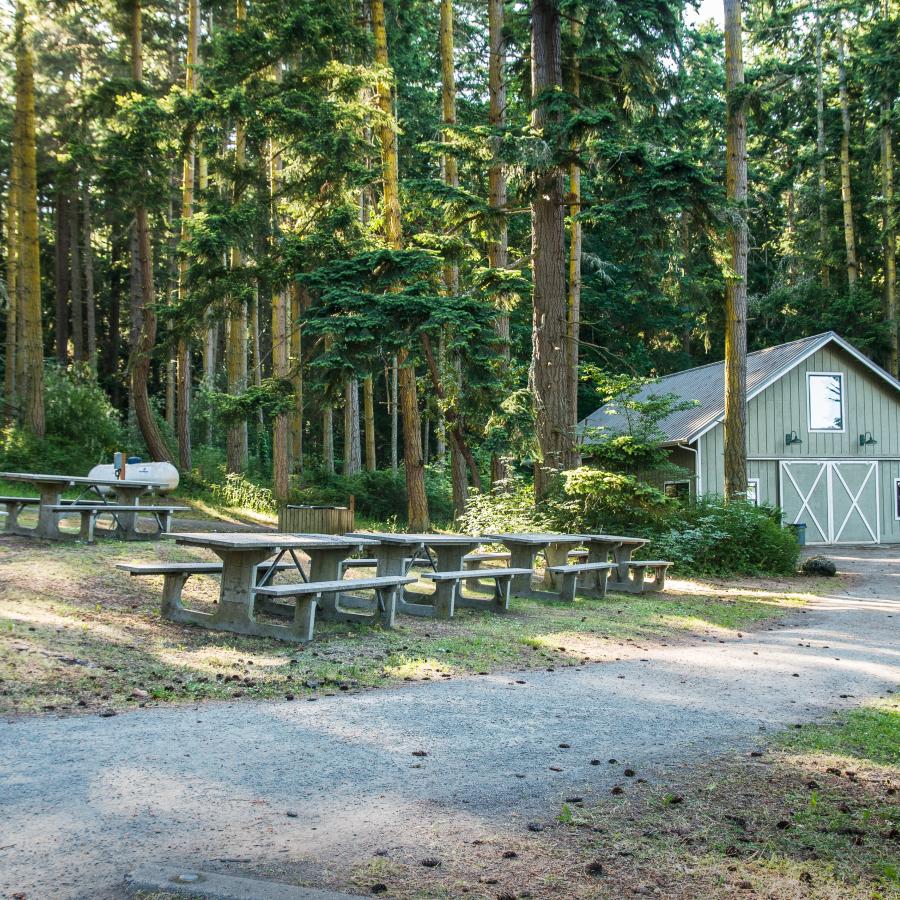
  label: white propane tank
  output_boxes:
[87,460,180,496]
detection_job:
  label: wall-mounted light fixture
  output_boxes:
[785,431,803,445]
[859,432,877,446]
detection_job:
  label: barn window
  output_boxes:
[808,373,845,432]
[746,479,759,506]
[664,480,690,499]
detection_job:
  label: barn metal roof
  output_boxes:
[578,332,900,447]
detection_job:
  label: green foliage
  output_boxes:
[650,498,800,576]
[457,475,550,536]
[579,368,698,475]
[210,472,277,514]
[559,466,675,530]
[0,366,124,474]
[207,378,295,427]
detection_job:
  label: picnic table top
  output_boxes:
[165,531,372,552]
[482,532,589,545]
[346,531,486,546]
[0,471,168,489]
[582,534,649,545]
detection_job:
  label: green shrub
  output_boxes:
[457,475,550,534]
[649,498,800,576]
[0,366,125,474]
[209,472,277,513]
[459,471,799,578]
[560,466,675,531]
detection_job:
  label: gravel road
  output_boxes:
[1,547,897,899]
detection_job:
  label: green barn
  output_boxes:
[579,332,900,546]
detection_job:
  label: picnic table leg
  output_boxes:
[375,586,397,628]
[558,572,577,602]
[309,547,357,621]
[429,546,470,619]
[596,567,610,598]
[36,486,63,539]
[78,510,95,543]
[493,574,513,612]
[505,543,536,595]
[374,544,420,608]
[110,486,143,539]
[612,546,634,585]
[161,573,191,618]
[4,501,21,534]
[213,549,272,630]
[585,541,616,589]
[542,542,570,590]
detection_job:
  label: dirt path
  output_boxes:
[1,548,897,899]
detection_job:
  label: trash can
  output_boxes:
[788,522,807,546]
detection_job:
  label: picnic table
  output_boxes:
[162,532,372,638]
[345,532,487,617]
[0,471,170,540]
[482,533,589,594]
[582,534,650,587]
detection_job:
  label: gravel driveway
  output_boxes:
[1,546,898,899]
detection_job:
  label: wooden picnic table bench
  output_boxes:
[49,503,188,542]
[419,567,533,617]
[255,575,416,639]
[547,561,617,601]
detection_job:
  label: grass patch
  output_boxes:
[541,700,900,900]
[0,535,809,715]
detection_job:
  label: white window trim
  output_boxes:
[895,478,900,521]
[807,371,846,434]
[746,477,760,506]
[664,480,691,498]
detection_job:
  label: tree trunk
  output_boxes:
[567,15,581,446]
[363,375,376,470]
[70,186,84,362]
[226,0,249,472]
[530,0,575,499]
[441,0,468,516]
[883,95,897,376]
[488,0,509,347]
[344,378,362,475]
[127,0,171,461]
[83,184,97,369]
[289,284,304,471]
[372,0,428,528]
[836,13,858,288]
[815,1,830,289]
[723,0,748,501]
[53,191,69,367]
[390,356,398,474]
[176,0,199,471]
[106,232,122,402]
[323,403,334,474]
[5,152,19,413]
[272,284,290,498]
[15,9,44,438]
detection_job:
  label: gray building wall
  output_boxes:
[692,344,900,542]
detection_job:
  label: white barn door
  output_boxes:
[780,460,879,545]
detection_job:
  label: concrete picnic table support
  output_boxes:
[345,533,486,619]
[482,533,589,595]
[581,535,649,588]
[0,471,170,540]
[162,532,370,639]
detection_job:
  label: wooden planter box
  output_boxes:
[278,502,355,535]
